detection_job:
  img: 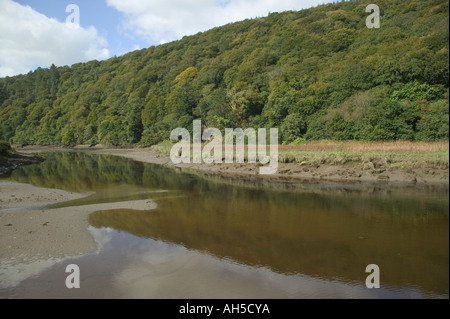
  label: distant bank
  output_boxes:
[14,141,449,189]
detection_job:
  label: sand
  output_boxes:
[0,180,86,211]
[0,180,157,288]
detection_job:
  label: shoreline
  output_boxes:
[0,180,158,289]
[0,180,159,263]
[14,144,450,190]
[0,181,94,264]
[0,152,45,176]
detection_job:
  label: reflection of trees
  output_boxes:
[6,152,201,193]
[6,152,449,219]
[90,186,449,296]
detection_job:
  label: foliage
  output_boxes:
[0,0,448,145]
[281,113,307,143]
[0,141,11,154]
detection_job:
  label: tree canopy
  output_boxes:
[0,0,448,146]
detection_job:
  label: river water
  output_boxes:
[0,152,448,298]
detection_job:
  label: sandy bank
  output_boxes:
[0,180,86,211]
[0,198,157,261]
[0,181,157,288]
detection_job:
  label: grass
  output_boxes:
[278,141,449,153]
[278,141,449,168]
[151,140,449,169]
[152,140,177,154]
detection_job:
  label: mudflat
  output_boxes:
[0,180,156,271]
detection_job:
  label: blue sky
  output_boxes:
[13,0,139,56]
[0,0,335,77]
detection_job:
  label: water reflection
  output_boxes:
[87,228,442,299]
[1,152,448,298]
[2,227,438,299]
[89,190,449,297]
[3,152,201,193]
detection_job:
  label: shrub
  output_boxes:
[281,113,307,144]
[0,141,12,154]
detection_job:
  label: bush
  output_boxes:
[281,113,307,143]
[0,141,12,154]
[291,137,308,145]
[415,100,449,141]
[305,116,329,141]
[326,113,357,140]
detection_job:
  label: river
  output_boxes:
[0,152,448,298]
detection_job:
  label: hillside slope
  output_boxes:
[0,0,448,146]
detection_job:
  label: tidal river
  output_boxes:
[0,152,448,298]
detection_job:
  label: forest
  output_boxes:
[0,0,448,146]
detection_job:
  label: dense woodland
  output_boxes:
[0,0,448,146]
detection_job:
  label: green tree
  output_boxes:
[62,128,77,146]
[416,100,449,141]
[326,112,357,141]
[98,116,120,145]
[0,0,448,145]
[281,113,307,143]
[360,100,414,141]
[83,124,98,145]
[392,81,445,102]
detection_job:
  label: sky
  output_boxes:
[0,0,335,78]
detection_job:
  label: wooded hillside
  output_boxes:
[0,0,448,146]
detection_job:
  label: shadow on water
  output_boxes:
[2,152,449,297]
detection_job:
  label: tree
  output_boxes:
[392,81,445,102]
[360,99,414,141]
[326,112,357,140]
[281,113,307,143]
[0,0,448,145]
[416,100,449,141]
[62,128,76,146]
[98,116,120,145]
[83,124,98,145]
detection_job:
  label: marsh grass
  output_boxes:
[153,140,449,169]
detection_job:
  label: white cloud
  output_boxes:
[107,0,330,45]
[0,0,110,77]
